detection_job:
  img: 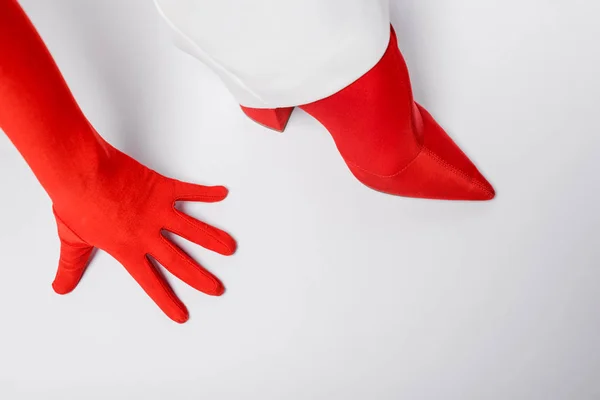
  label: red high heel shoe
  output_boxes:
[242,27,494,201]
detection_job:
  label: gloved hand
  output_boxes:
[51,141,236,323]
[0,0,235,322]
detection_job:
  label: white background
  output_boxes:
[1,0,600,399]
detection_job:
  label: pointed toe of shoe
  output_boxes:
[413,104,495,201]
[348,104,495,201]
[400,145,495,201]
[349,149,495,201]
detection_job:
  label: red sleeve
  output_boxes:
[0,0,110,201]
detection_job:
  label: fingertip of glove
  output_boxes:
[222,243,237,257]
[211,280,226,296]
[217,185,229,194]
[173,312,189,324]
[213,186,229,199]
[52,281,74,295]
[170,305,190,324]
[217,237,237,256]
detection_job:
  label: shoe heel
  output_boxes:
[240,106,294,132]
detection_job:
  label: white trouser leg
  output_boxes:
[154,0,390,108]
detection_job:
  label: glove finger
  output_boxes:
[52,211,94,295]
[171,180,229,203]
[151,238,224,296]
[165,210,237,256]
[52,238,94,295]
[124,255,189,324]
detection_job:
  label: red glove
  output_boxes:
[0,0,236,323]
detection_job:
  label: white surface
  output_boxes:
[1,0,599,399]
[154,0,390,107]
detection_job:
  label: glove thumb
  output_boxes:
[52,212,94,295]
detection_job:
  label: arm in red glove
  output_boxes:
[0,0,236,323]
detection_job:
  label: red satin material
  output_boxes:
[0,0,236,323]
